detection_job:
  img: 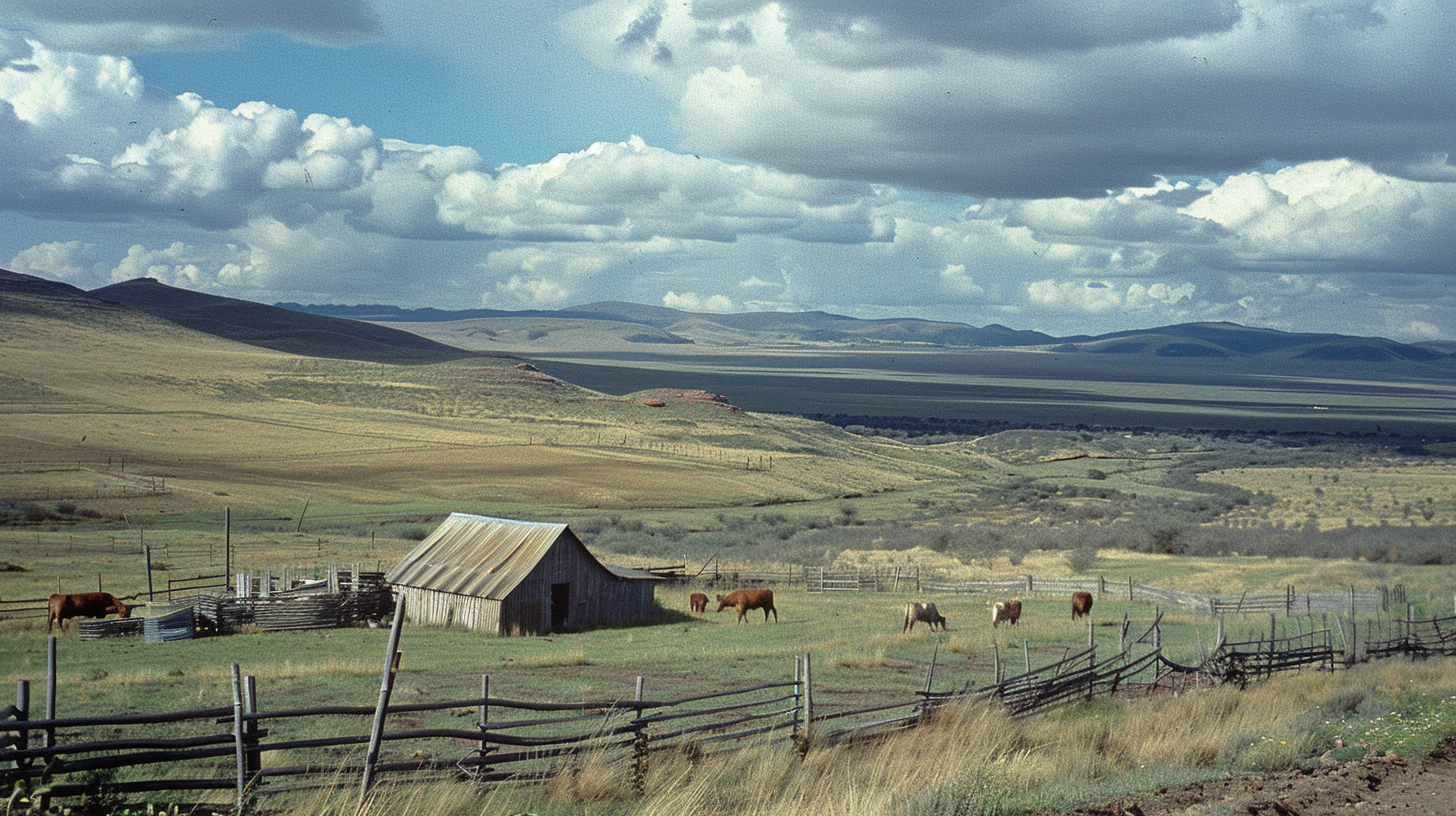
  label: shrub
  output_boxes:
[1065,547,1097,574]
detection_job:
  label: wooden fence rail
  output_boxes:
[8,607,1456,811]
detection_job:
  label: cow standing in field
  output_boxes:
[903,601,947,633]
[689,592,708,613]
[716,589,777,623]
[1071,591,1094,621]
[991,598,1022,628]
[47,592,130,633]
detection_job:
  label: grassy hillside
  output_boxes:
[0,280,955,516]
[92,277,488,365]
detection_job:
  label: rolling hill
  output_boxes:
[0,269,941,512]
[89,277,496,365]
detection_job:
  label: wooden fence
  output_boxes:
[9,602,1456,812]
[688,564,1397,617]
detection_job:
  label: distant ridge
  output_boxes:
[92,278,504,365]
[281,299,1449,362]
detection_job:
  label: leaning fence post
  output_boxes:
[243,675,261,800]
[359,597,406,810]
[803,653,813,743]
[632,677,647,795]
[477,675,490,774]
[13,680,30,766]
[230,663,247,813]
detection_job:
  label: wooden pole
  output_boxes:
[1023,639,1031,674]
[478,675,490,764]
[243,674,260,803]
[225,507,232,593]
[360,598,406,808]
[145,544,154,602]
[803,653,813,735]
[230,663,247,813]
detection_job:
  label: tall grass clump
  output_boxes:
[260,658,1456,816]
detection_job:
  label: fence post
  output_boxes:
[243,674,261,802]
[13,680,29,768]
[477,675,490,774]
[801,653,813,753]
[230,663,248,813]
[1128,577,1133,603]
[359,597,406,810]
[632,676,647,795]
[792,656,803,746]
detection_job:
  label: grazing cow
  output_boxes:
[689,592,708,613]
[903,601,947,633]
[47,592,130,633]
[1071,591,1094,621]
[716,589,777,623]
[991,598,1022,628]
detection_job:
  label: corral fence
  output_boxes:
[11,597,1456,810]
[7,603,1456,812]
[675,562,1400,618]
[0,604,811,813]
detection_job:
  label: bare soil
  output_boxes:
[1059,737,1456,816]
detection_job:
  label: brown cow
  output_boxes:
[689,592,708,613]
[48,592,130,633]
[903,601,947,633]
[991,598,1022,628]
[716,589,777,623]
[1071,591,1094,621]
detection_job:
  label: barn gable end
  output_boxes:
[386,513,660,635]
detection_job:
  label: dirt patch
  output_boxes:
[1058,737,1456,816]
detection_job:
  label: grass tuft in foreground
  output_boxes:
[296,657,1456,816]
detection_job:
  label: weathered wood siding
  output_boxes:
[396,586,501,633]
[397,533,656,635]
[502,536,656,635]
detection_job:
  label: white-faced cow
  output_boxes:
[903,601,947,633]
[47,592,130,633]
[1071,591,1094,621]
[991,598,1022,628]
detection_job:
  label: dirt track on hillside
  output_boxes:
[1058,737,1456,816]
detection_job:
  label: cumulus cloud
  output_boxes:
[9,239,100,280]
[3,28,1456,341]
[663,290,735,312]
[567,0,1456,198]
[435,136,894,244]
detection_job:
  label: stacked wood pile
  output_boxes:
[194,573,392,634]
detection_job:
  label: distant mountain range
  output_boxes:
[280,298,1452,364]
[2,269,1449,367]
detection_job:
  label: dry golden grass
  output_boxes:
[247,657,1456,816]
[1203,464,1456,531]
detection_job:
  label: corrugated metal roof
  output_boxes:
[604,565,666,581]
[386,514,571,599]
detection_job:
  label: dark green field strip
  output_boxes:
[530,347,1456,391]
[533,359,1456,435]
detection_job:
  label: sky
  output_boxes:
[1,1,1454,341]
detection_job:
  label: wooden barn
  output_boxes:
[385,513,662,635]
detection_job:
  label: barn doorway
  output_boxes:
[550,583,571,630]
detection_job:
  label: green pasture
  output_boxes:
[0,583,1382,722]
